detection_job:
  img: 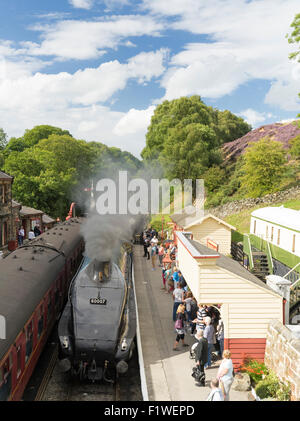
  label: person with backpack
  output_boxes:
[173,304,189,351]
[193,329,208,387]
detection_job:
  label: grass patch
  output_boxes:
[225,197,300,234]
[149,213,173,236]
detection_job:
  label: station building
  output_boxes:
[0,172,20,252]
[176,231,283,369]
[170,210,235,255]
[249,206,300,273]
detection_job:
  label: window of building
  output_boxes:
[1,184,6,204]
[277,229,280,246]
[292,234,296,253]
[271,227,274,242]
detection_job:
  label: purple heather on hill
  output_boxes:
[223,121,300,161]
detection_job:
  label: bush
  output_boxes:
[255,380,271,399]
[255,371,291,401]
[240,358,268,384]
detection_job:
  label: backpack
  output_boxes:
[175,318,183,329]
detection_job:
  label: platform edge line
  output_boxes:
[132,259,149,402]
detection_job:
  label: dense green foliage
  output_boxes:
[255,372,291,401]
[0,128,8,150]
[141,95,251,204]
[287,13,300,62]
[290,134,300,158]
[142,96,251,168]
[2,125,141,218]
[238,137,288,197]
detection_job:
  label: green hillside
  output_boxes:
[225,197,300,237]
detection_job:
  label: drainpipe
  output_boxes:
[282,298,286,325]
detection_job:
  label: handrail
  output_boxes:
[290,277,300,290]
[266,241,274,273]
[284,261,300,279]
[245,234,254,269]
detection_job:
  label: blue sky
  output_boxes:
[0,0,299,157]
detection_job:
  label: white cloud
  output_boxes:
[0,103,145,157]
[0,50,167,157]
[264,77,300,112]
[238,109,272,127]
[25,15,164,60]
[113,106,155,136]
[143,0,300,112]
[0,49,166,108]
[69,0,94,9]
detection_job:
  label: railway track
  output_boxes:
[25,343,141,401]
[34,344,58,401]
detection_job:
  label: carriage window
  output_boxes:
[55,285,60,312]
[25,321,33,363]
[253,220,256,234]
[3,355,11,377]
[37,304,44,339]
[277,229,280,245]
[266,225,268,239]
[47,294,53,324]
[17,345,22,377]
[271,227,274,242]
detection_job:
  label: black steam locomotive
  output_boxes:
[58,242,136,382]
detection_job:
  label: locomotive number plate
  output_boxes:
[90,298,107,305]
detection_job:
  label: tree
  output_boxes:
[141,96,212,161]
[287,13,300,62]
[211,109,252,143]
[287,13,300,119]
[290,135,300,159]
[202,165,226,193]
[141,96,251,184]
[4,125,72,156]
[239,137,287,197]
[160,123,221,181]
[4,134,92,217]
[0,128,8,150]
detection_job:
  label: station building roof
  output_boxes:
[171,208,236,231]
[251,206,300,232]
[0,171,13,180]
[20,206,43,216]
[177,231,277,294]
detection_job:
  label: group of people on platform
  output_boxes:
[141,229,234,401]
[18,225,42,246]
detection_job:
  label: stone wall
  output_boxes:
[264,319,300,401]
[207,185,300,220]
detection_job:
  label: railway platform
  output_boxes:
[133,245,250,401]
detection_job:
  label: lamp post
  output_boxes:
[161,216,164,240]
